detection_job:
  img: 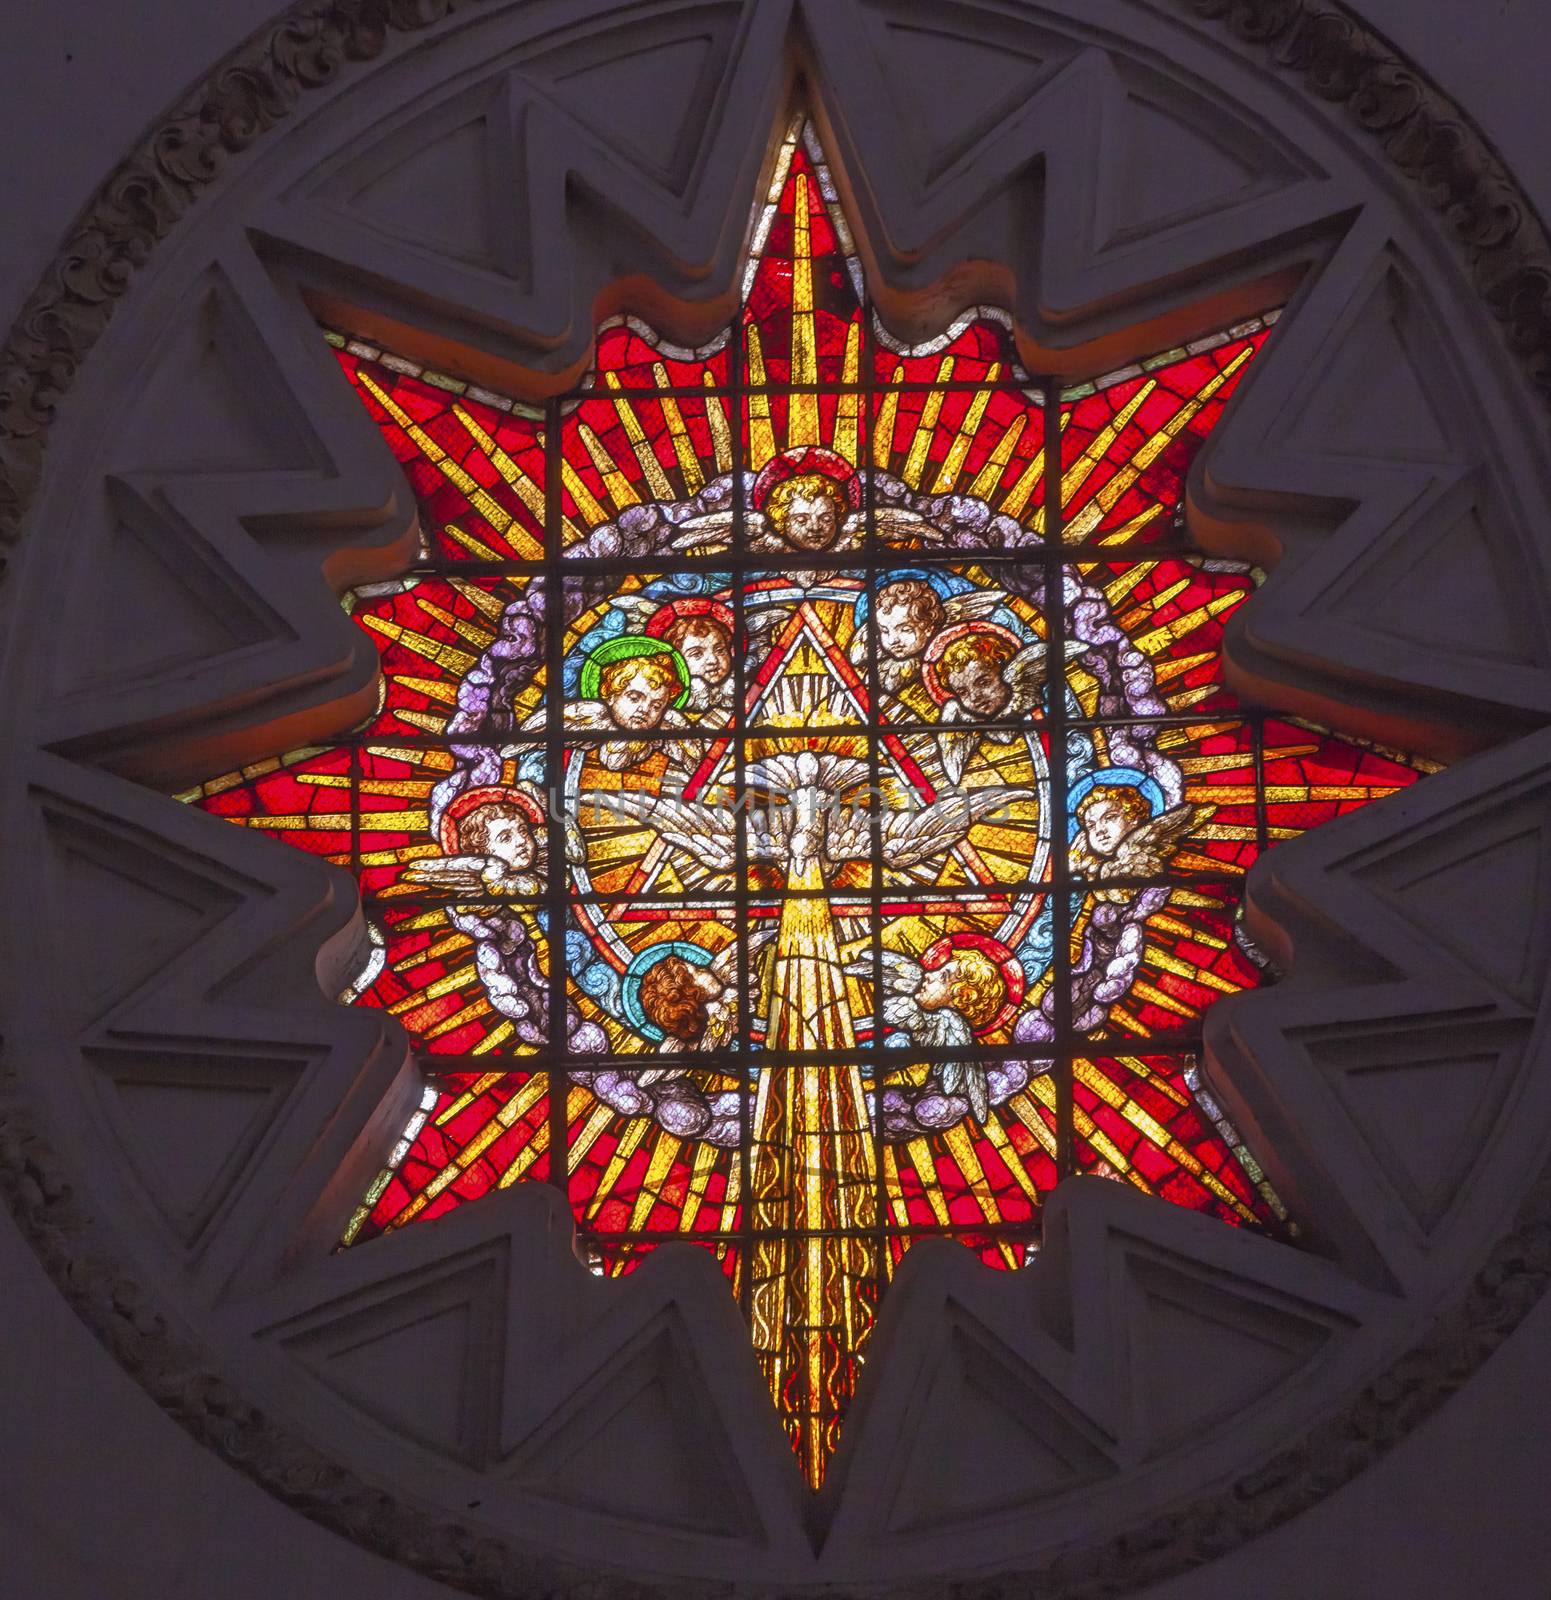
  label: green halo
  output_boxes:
[577,634,692,709]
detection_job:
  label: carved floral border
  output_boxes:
[1,1,1550,1596]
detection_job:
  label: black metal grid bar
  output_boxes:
[543,398,569,1199]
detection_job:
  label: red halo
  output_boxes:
[750,447,862,512]
[920,620,1023,706]
[643,597,736,639]
[920,931,1025,1035]
[439,784,546,856]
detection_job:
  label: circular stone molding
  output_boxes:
[3,2,1551,1596]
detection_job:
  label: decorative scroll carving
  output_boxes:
[3,1,1551,1595]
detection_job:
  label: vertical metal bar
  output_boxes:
[729,305,755,1328]
[544,397,569,1199]
[1043,381,1076,1183]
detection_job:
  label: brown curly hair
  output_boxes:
[764,471,848,539]
[876,577,945,638]
[1076,784,1152,828]
[638,955,709,1043]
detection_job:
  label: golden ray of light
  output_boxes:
[559,456,609,527]
[998,415,1068,523]
[1108,1056,1192,1107]
[653,364,706,493]
[392,709,451,735]
[452,403,549,549]
[496,1121,554,1188]
[1063,346,1255,543]
[412,599,496,649]
[355,371,543,556]
[1152,649,1218,684]
[906,1139,953,1227]
[604,373,676,500]
[790,173,819,403]
[389,673,461,707]
[366,744,455,770]
[873,364,904,469]
[567,1100,617,1174]
[902,356,956,487]
[1004,1089,1060,1160]
[471,1021,515,1054]
[1061,380,1157,506]
[440,521,507,561]
[930,370,1001,495]
[579,422,641,510]
[359,614,478,676]
[1150,911,1228,949]
[1094,503,1167,546]
[1145,942,1240,995]
[627,1133,683,1231]
[967,413,1026,501]
[746,327,778,467]
[679,1140,723,1234]
[703,374,735,472]
[241,813,351,833]
[978,1115,1045,1207]
[387,962,477,1015]
[941,1123,1019,1267]
[436,1071,505,1125]
[1102,565,1156,608]
[833,323,862,465]
[588,1118,653,1220]
[1128,977,1198,1019]
[881,1146,913,1229]
[446,580,507,621]
[1133,592,1241,655]
[1116,576,1193,630]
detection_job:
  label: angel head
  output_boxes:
[874,577,946,661]
[662,613,733,689]
[764,471,850,551]
[453,796,539,873]
[1075,782,1153,858]
[638,954,724,1044]
[580,637,691,732]
[916,946,1007,1031]
[936,630,1019,718]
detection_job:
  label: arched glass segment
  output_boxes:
[182,117,1434,1486]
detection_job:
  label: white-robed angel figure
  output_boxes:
[522,634,699,774]
[922,622,1092,785]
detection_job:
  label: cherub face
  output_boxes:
[876,597,934,661]
[484,814,537,871]
[945,656,1012,718]
[677,622,732,686]
[606,668,676,731]
[916,962,957,1011]
[781,491,841,551]
[1081,795,1134,858]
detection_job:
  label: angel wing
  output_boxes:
[881,992,974,1049]
[708,927,775,988]
[606,594,666,632]
[1001,639,1090,712]
[843,948,924,996]
[670,508,745,552]
[934,699,981,786]
[864,786,1037,869]
[849,505,948,547]
[1105,801,1212,878]
[942,588,1009,624]
[579,790,739,875]
[402,856,504,897]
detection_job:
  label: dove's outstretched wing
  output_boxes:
[1108,801,1212,878]
[871,786,1037,869]
[580,791,739,875]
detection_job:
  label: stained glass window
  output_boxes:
[181,118,1436,1487]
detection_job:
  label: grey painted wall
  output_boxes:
[2,4,1548,1597]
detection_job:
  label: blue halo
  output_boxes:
[1067,767,1167,839]
[620,941,715,1042]
[851,567,959,626]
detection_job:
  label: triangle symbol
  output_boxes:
[886,1320,1112,1531]
[1364,813,1550,1004]
[337,110,498,269]
[1285,266,1457,465]
[531,24,732,186]
[1127,1256,1333,1455]
[1104,93,1300,244]
[1328,500,1537,667]
[876,18,1050,177]
[93,1052,299,1248]
[510,1317,762,1540]
[59,504,281,697]
[1317,1029,1524,1232]
[282,1259,502,1463]
[42,807,242,1022]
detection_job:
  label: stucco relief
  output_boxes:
[2,2,1550,1595]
